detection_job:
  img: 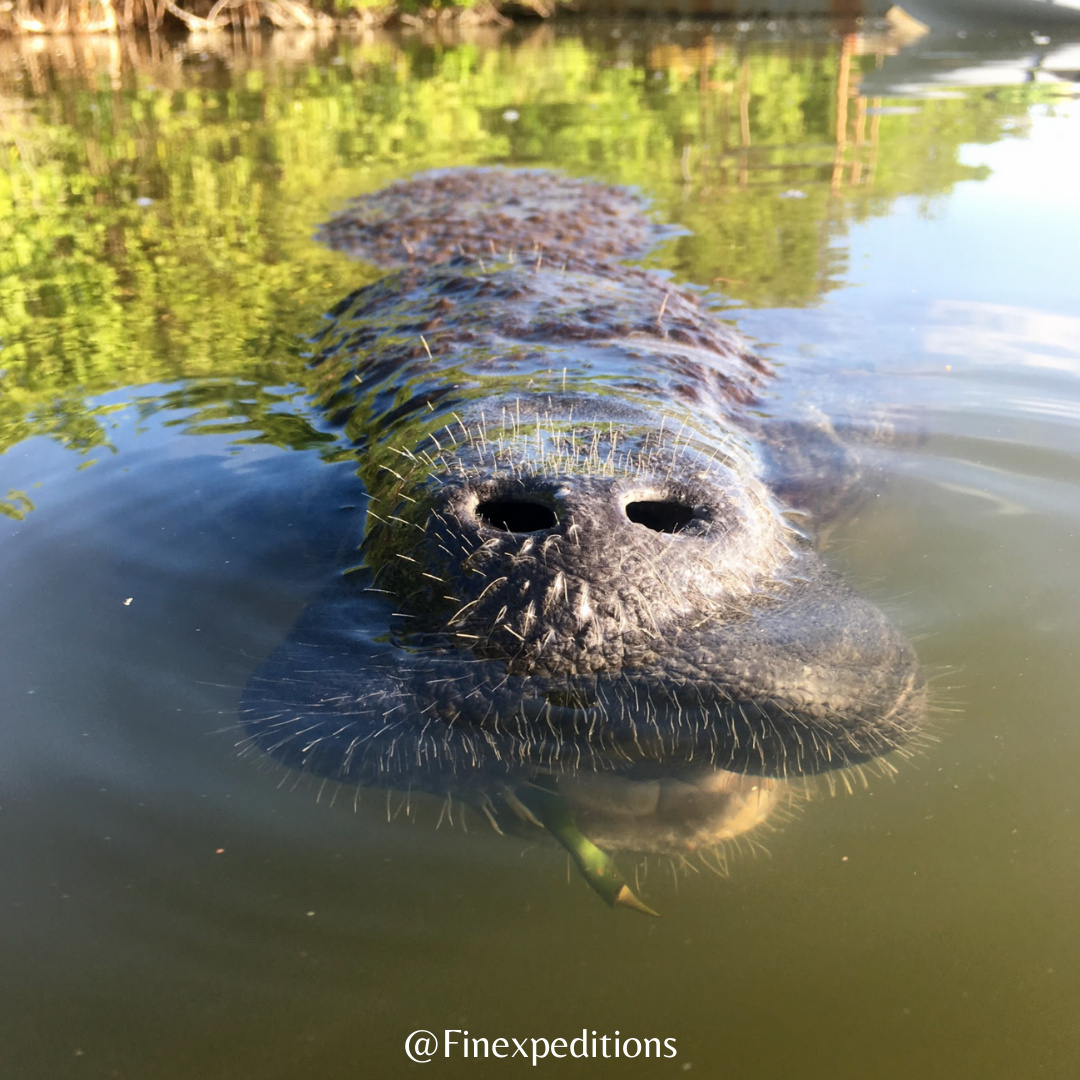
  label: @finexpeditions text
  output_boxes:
[404,1028,678,1065]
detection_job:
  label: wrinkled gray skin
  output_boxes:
[242,169,925,855]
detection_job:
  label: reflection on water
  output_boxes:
[926,301,1080,376]
[2,17,1080,1080]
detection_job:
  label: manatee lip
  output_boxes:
[471,658,925,776]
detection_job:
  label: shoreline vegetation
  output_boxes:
[0,0,566,36]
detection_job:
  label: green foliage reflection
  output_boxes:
[0,28,1060,468]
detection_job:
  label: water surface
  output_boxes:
[2,18,1079,1080]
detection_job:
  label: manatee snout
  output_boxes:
[342,434,925,781]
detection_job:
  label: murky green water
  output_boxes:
[2,17,1079,1080]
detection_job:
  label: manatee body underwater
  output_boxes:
[241,168,926,913]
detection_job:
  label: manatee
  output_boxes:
[241,168,925,912]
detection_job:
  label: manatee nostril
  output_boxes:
[476,499,558,533]
[625,500,696,534]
